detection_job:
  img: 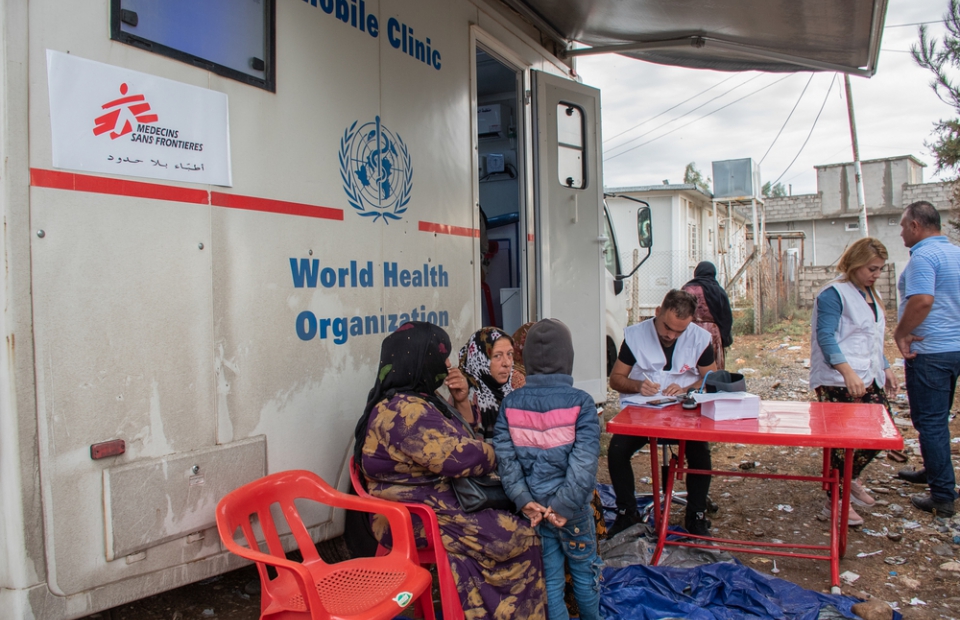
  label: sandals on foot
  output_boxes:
[820,503,864,527]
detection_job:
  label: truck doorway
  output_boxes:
[475,46,529,333]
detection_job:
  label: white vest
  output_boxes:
[624,318,711,389]
[809,280,886,389]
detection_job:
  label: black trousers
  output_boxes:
[607,434,712,516]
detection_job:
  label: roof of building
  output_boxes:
[604,184,714,200]
[813,154,926,169]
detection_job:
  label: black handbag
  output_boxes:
[451,473,514,513]
[704,370,747,393]
[445,407,514,513]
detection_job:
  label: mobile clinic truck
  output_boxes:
[0,1,884,617]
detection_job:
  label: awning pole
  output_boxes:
[844,74,869,238]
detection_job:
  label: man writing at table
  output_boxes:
[894,200,960,518]
[607,289,717,537]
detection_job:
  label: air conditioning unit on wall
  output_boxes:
[477,104,503,138]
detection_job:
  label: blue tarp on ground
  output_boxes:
[601,561,861,620]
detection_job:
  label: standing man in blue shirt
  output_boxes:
[894,200,960,517]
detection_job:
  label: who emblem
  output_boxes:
[339,116,413,223]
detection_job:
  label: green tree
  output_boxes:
[912,0,960,235]
[762,181,787,198]
[683,162,712,194]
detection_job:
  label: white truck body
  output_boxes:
[0,0,885,616]
[0,2,608,617]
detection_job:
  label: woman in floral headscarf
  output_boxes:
[457,327,517,439]
[459,325,608,616]
[354,322,546,619]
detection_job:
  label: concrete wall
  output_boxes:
[816,157,924,215]
[798,265,898,311]
[902,182,953,213]
[765,180,955,267]
[764,193,820,223]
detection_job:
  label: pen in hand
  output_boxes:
[640,372,661,396]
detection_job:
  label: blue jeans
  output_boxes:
[539,509,603,620]
[905,351,960,502]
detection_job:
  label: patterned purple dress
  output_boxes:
[683,283,726,370]
[360,393,546,620]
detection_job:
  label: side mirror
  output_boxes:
[638,206,653,249]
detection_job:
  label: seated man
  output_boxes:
[607,289,717,537]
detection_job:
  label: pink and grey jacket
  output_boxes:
[493,374,600,520]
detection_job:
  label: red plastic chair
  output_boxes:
[215,469,433,620]
[349,458,465,620]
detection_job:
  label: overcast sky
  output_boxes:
[576,0,955,197]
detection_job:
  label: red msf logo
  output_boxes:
[679,364,692,374]
[93,83,158,139]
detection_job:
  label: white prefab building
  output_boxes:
[606,185,749,316]
[0,0,887,617]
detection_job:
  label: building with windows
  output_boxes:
[605,183,749,315]
[763,155,953,266]
[764,155,954,307]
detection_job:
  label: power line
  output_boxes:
[769,75,838,187]
[779,143,849,187]
[758,74,814,166]
[604,74,794,162]
[884,20,944,28]
[603,74,740,144]
[605,74,764,158]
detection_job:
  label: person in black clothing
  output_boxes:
[606,290,717,537]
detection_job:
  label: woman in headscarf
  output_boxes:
[465,323,608,617]
[682,261,734,370]
[457,327,516,439]
[354,322,546,619]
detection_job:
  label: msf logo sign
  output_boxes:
[93,83,159,139]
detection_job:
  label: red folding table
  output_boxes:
[607,400,903,592]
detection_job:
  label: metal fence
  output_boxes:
[621,243,808,334]
[621,249,751,322]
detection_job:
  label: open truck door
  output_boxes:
[532,70,605,401]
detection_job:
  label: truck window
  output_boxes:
[111,0,275,91]
[557,103,585,188]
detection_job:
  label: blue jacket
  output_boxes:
[493,374,600,519]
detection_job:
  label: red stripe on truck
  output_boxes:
[30,169,345,222]
[211,192,343,221]
[419,221,480,237]
[30,168,209,204]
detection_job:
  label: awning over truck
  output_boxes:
[505,0,887,76]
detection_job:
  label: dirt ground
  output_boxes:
[85,313,960,620]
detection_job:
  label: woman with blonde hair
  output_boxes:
[810,237,899,525]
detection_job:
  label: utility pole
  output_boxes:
[844,74,869,237]
[751,197,761,334]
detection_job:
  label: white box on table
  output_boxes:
[696,392,760,421]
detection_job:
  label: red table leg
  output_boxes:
[828,455,840,592]
[650,439,661,522]
[839,448,853,558]
[651,440,681,566]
